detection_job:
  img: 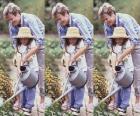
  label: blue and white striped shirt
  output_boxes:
[9,13,45,48]
[57,13,94,48]
[104,13,140,47]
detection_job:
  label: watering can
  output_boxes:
[115,65,134,88]
[95,65,134,107]
[46,65,87,108]
[20,65,39,88]
[68,65,87,88]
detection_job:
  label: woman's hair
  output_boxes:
[3,3,21,18]
[98,2,116,19]
[52,2,69,18]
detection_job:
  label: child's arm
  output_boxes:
[116,40,135,65]
[69,41,88,65]
[21,40,38,65]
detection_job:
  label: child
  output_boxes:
[61,27,87,115]
[108,27,134,115]
[13,27,39,116]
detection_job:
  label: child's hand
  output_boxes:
[17,68,21,76]
[68,57,76,66]
[112,68,116,75]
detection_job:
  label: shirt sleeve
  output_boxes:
[27,16,45,46]
[75,18,94,46]
[123,17,140,46]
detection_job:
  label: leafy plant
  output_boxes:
[0,40,14,59]
[94,39,109,59]
[45,39,63,73]
[94,102,119,116]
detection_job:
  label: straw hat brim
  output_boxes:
[14,35,36,39]
[107,35,130,39]
[62,35,83,39]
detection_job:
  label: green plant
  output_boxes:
[45,39,62,73]
[94,102,119,116]
[94,39,109,59]
[45,102,72,116]
[0,40,14,59]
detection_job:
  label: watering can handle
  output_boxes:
[69,61,78,67]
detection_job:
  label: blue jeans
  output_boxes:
[21,86,36,109]
[116,86,131,110]
[69,87,85,109]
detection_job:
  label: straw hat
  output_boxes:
[14,27,35,39]
[108,27,129,39]
[62,27,83,39]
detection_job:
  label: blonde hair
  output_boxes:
[98,2,115,18]
[3,2,21,18]
[51,2,69,18]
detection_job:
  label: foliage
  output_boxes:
[0,53,11,72]
[94,102,119,116]
[93,69,109,101]
[110,0,140,24]
[0,64,20,115]
[0,40,14,58]
[64,0,93,23]
[94,54,106,72]
[0,102,23,116]
[45,102,72,116]
[45,38,62,73]
[94,39,109,59]
[45,67,61,99]
[15,0,45,21]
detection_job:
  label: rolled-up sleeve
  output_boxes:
[28,17,45,46]
[75,19,93,46]
[123,18,140,46]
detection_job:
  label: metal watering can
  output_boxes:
[46,65,87,108]
[95,65,134,107]
[0,65,39,107]
[68,65,87,88]
[20,65,39,88]
[115,65,133,88]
